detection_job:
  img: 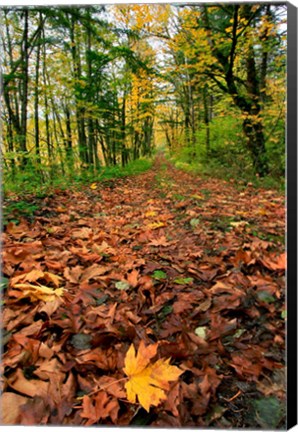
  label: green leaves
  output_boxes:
[174,277,193,285]
[190,218,200,228]
[0,277,9,292]
[253,397,284,429]
[152,270,167,280]
[257,291,275,304]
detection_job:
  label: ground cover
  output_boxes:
[1,155,286,427]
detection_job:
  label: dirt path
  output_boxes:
[2,156,286,427]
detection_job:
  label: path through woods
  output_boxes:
[2,155,286,427]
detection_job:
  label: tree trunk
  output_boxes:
[121,92,127,166]
[42,27,52,162]
[64,105,73,170]
[70,13,88,166]
[241,5,269,176]
[203,85,210,155]
[86,11,95,168]
[34,17,42,166]
[243,117,268,176]
[20,8,29,166]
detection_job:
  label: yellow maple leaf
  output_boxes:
[147,221,165,230]
[191,194,204,200]
[90,183,97,190]
[13,283,64,302]
[10,270,62,288]
[123,341,182,412]
[145,210,157,217]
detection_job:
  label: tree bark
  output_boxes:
[20,8,29,166]
[34,15,42,166]
[69,12,88,166]
[203,85,210,155]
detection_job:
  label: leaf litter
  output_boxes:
[1,156,285,427]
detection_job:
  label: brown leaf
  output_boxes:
[3,241,43,265]
[38,297,63,317]
[127,269,139,287]
[80,392,119,425]
[71,227,93,239]
[6,220,30,238]
[80,264,110,283]
[148,236,174,247]
[19,397,51,425]
[64,265,83,283]
[260,252,286,271]
[163,381,180,417]
[96,376,126,399]
[1,392,29,424]
[198,375,211,398]
[34,358,63,381]
[16,320,43,337]
[7,368,49,398]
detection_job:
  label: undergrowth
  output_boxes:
[169,154,285,192]
[2,158,153,225]
[3,158,152,196]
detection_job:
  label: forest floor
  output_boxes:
[2,155,286,427]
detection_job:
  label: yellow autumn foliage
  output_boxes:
[123,341,182,412]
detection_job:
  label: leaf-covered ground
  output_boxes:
[1,156,286,427]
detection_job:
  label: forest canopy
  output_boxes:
[1,3,286,190]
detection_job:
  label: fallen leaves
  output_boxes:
[80,392,119,425]
[123,341,182,412]
[1,156,285,427]
[1,392,29,424]
[147,221,166,229]
[7,269,64,302]
[10,269,62,287]
[7,368,49,398]
[259,252,286,271]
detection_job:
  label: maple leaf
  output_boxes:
[80,392,119,425]
[11,283,64,302]
[145,210,157,217]
[123,341,182,412]
[10,270,62,288]
[148,235,171,247]
[147,221,165,229]
[191,194,204,200]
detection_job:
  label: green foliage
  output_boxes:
[174,277,193,285]
[190,218,201,228]
[152,270,167,280]
[0,277,9,293]
[169,115,284,192]
[257,291,276,304]
[252,397,284,429]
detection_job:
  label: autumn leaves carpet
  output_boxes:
[1,157,286,427]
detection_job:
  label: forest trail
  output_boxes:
[2,156,286,427]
